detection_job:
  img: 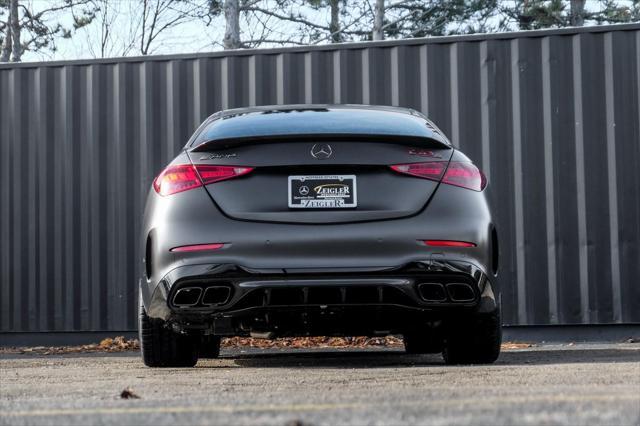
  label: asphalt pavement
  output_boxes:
[1,343,639,425]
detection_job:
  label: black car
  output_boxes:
[139,105,501,367]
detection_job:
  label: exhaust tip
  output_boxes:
[202,286,231,306]
[446,283,476,302]
[173,287,202,307]
[418,283,447,302]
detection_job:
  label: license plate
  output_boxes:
[288,175,357,208]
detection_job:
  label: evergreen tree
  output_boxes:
[0,0,96,62]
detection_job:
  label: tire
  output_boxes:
[403,329,444,354]
[442,309,502,365]
[138,297,199,367]
[199,335,221,359]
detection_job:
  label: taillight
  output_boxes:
[390,162,446,181]
[153,164,253,196]
[197,165,253,185]
[153,164,201,196]
[390,161,486,191]
[441,162,486,191]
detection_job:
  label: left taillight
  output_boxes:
[390,161,486,192]
[153,164,254,196]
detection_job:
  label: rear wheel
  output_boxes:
[403,328,444,354]
[138,297,199,367]
[199,335,221,359]
[442,310,502,364]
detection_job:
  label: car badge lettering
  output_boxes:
[310,144,333,159]
[200,153,237,160]
[408,148,441,158]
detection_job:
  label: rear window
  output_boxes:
[192,108,448,146]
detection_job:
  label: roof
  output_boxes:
[192,104,450,146]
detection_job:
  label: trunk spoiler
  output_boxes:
[190,134,452,152]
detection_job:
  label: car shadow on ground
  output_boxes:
[208,346,640,369]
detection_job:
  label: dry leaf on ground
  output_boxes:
[1,335,535,354]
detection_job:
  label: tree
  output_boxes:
[4,0,637,60]
[208,0,344,49]
[223,0,240,48]
[372,0,384,40]
[0,0,96,62]
[380,0,499,38]
[569,0,585,26]
[266,0,500,44]
[245,0,371,45]
[326,0,342,42]
[592,0,640,24]
[136,0,205,55]
[498,0,640,30]
[1,0,19,62]
[73,0,209,58]
[208,0,316,49]
[80,0,123,58]
[0,2,8,61]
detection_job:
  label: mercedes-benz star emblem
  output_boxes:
[310,143,333,159]
[299,186,309,196]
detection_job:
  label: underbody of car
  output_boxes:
[139,105,502,367]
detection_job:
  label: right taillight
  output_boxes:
[153,164,253,196]
[390,161,486,191]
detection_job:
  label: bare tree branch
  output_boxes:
[244,6,331,30]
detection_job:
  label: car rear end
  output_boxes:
[138,106,501,367]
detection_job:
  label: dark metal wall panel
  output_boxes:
[426,43,453,140]
[548,35,582,324]
[455,42,483,165]
[581,33,617,324]
[485,39,519,324]
[611,30,640,323]
[1,24,638,332]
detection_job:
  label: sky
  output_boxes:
[11,0,639,63]
[19,0,226,61]
[16,0,331,62]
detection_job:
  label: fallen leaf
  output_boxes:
[220,336,404,349]
[501,342,534,350]
[120,388,140,399]
[99,338,113,348]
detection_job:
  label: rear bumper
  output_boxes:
[141,179,496,286]
[142,259,499,335]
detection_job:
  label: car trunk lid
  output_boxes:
[188,139,453,224]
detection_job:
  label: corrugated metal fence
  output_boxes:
[1,24,639,333]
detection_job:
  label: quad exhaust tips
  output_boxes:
[172,285,232,307]
[446,283,476,302]
[202,286,231,306]
[418,282,476,303]
[173,287,202,307]
[418,283,447,302]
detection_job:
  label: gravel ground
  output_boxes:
[1,343,639,426]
